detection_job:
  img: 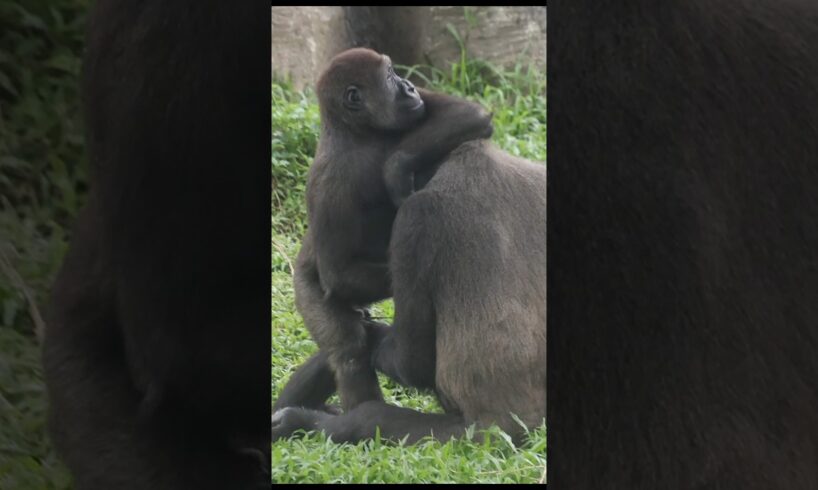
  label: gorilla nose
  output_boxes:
[400,79,417,97]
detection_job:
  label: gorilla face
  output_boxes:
[317,48,425,133]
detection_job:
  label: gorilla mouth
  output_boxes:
[409,101,424,111]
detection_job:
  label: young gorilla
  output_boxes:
[285,48,493,412]
[273,140,547,445]
[549,1,818,488]
[43,2,269,489]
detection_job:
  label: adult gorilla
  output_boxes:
[549,1,818,488]
[273,138,547,444]
[43,2,270,489]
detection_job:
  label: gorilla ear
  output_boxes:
[343,86,363,111]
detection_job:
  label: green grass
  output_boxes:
[272,425,547,484]
[271,53,546,483]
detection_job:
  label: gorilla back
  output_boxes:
[549,1,818,488]
[391,140,547,438]
[42,2,270,489]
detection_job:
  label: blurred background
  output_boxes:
[1,1,89,488]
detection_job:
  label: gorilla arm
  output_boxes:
[383,88,493,207]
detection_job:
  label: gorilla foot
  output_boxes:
[271,407,332,442]
[320,404,343,416]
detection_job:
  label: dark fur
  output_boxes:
[288,48,492,412]
[274,140,546,444]
[549,1,818,488]
[42,2,270,488]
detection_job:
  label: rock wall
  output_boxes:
[272,6,546,90]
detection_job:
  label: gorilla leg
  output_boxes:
[292,241,383,410]
[370,287,436,391]
[274,309,403,412]
[272,401,466,445]
[272,351,339,414]
[364,193,441,390]
[274,247,447,444]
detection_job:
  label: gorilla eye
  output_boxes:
[344,86,362,108]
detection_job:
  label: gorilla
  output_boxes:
[43,2,270,489]
[273,53,547,442]
[549,1,818,488]
[287,48,494,413]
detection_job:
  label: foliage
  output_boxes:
[398,58,546,161]
[271,79,320,239]
[0,1,90,488]
[0,0,89,330]
[0,328,72,489]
